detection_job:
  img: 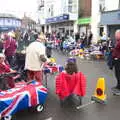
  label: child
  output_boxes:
[64,57,78,75]
[56,57,86,101]
[0,53,16,89]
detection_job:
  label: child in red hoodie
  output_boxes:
[56,57,86,100]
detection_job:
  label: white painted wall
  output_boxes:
[105,0,119,11]
[91,0,101,43]
[91,0,119,43]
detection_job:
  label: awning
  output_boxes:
[77,17,91,25]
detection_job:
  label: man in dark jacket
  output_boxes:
[112,30,120,90]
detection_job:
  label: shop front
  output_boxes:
[100,10,120,42]
[45,14,76,35]
[77,17,91,36]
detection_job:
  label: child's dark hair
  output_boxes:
[65,58,78,75]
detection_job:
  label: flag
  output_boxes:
[0,81,47,117]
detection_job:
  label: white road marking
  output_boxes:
[76,101,95,109]
[45,117,52,120]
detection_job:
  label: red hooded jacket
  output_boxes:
[112,39,120,59]
[56,72,86,100]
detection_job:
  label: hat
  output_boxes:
[0,53,5,58]
[67,57,76,63]
[8,32,15,38]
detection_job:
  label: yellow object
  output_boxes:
[38,32,46,40]
[91,78,107,104]
[50,57,56,63]
[96,55,100,59]
[8,32,15,38]
[79,49,84,59]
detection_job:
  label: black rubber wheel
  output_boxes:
[36,105,44,112]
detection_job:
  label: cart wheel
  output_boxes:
[2,116,12,120]
[36,105,44,112]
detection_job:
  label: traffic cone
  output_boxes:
[91,78,107,104]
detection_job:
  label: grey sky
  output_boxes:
[0,0,38,20]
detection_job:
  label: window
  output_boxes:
[51,5,54,16]
[7,19,10,23]
[68,0,72,4]
[68,5,72,13]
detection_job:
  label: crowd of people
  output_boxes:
[0,28,119,95]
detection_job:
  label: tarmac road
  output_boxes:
[15,50,119,120]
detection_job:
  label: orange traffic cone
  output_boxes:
[91,78,107,104]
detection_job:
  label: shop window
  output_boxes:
[68,5,72,13]
[8,19,10,23]
[68,0,72,4]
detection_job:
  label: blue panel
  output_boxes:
[46,14,69,23]
[100,10,120,25]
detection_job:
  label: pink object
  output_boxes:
[56,72,86,100]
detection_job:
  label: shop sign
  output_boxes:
[77,17,91,25]
[46,14,69,23]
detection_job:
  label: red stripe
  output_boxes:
[0,84,42,99]
[40,88,47,92]
[28,85,37,106]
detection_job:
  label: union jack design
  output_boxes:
[0,81,47,117]
[44,65,64,73]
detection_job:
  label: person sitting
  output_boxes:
[55,57,86,100]
[0,53,16,89]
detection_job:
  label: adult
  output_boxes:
[25,33,48,82]
[75,32,80,42]
[112,30,120,90]
[23,30,29,47]
[101,32,107,42]
[3,33,17,67]
[45,38,53,58]
[87,31,93,46]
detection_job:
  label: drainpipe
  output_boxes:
[119,0,120,9]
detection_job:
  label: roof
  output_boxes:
[0,13,21,20]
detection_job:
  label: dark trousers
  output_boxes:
[46,47,52,58]
[6,56,13,66]
[114,59,120,88]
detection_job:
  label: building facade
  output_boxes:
[37,0,78,34]
[77,0,92,36]
[0,13,21,32]
[100,0,120,42]
[21,15,36,30]
[91,0,120,42]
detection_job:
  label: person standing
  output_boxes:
[25,33,48,83]
[112,30,120,90]
[3,33,17,67]
[87,31,93,46]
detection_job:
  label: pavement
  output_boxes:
[15,50,119,120]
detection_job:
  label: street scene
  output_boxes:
[0,0,120,120]
[15,51,119,120]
